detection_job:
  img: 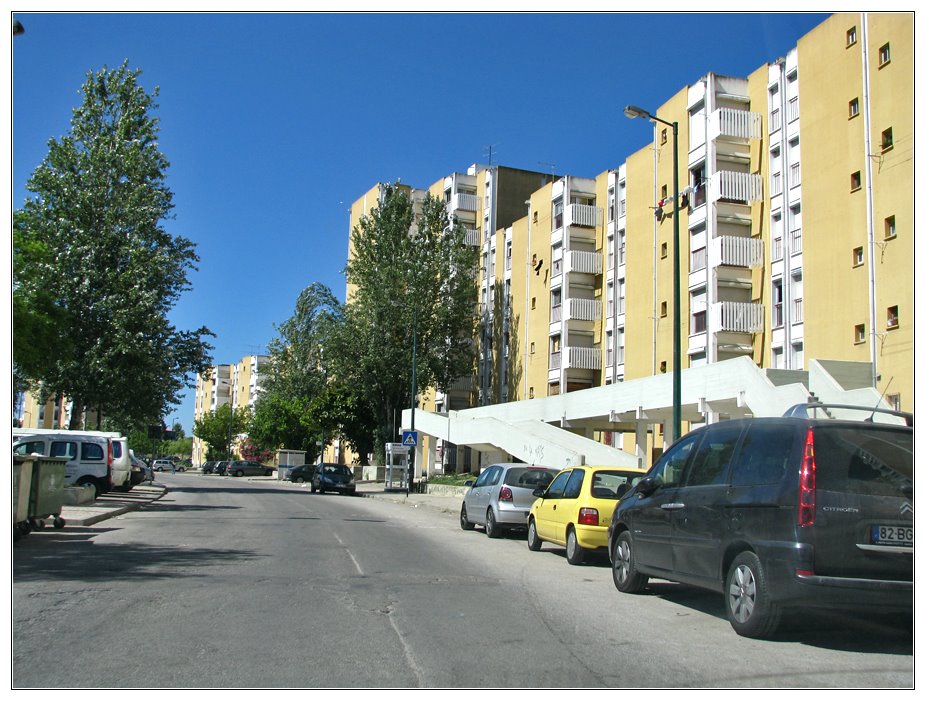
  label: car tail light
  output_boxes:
[578,508,599,526]
[107,439,114,487]
[798,428,817,527]
[499,486,513,502]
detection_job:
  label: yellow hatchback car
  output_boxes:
[527,465,647,565]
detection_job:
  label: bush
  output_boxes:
[427,473,475,487]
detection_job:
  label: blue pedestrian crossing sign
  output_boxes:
[402,430,418,447]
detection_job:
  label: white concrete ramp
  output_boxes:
[403,357,881,470]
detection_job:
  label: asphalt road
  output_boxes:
[13,473,913,688]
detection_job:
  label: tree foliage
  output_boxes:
[192,403,249,460]
[340,183,478,457]
[13,61,213,429]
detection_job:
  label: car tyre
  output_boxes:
[76,476,100,499]
[566,527,585,565]
[527,519,542,551]
[485,508,502,539]
[612,531,648,593]
[235,470,244,477]
[294,476,305,484]
[725,551,781,639]
[460,504,475,531]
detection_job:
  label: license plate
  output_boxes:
[871,525,913,547]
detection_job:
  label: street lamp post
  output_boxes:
[408,307,417,497]
[625,104,682,443]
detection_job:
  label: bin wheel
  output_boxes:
[19,521,32,535]
[30,518,46,531]
[53,517,66,529]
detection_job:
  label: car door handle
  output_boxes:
[661,503,685,510]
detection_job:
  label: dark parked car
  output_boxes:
[312,463,356,495]
[201,460,217,474]
[288,464,316,484]
[227,460,274,477]
[608,403,913,638]
[214,460,230,476]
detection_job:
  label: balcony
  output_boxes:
[464,228,479,246]
[566,298,601,322]
[711,301,764,333]
[565,250,602,275]
[564,346,601,370]
[709,107,762,141]
[711,235,763,268]
[712,171,763,204]
[790,228,802,254]
[452,192,480,212]
[565,203,601,228]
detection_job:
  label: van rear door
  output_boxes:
[810,424,913,581]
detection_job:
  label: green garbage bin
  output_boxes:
[13,457,35,538]
[28,456,68,530]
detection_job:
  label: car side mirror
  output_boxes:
[532,487,546,498]
[464,479,475,487]
[635,476,658,497]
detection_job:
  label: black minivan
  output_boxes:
[608,403,913,638]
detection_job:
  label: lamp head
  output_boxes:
[624,105,651,120]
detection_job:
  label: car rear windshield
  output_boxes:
[591,470,644,499]
[504,468,556,489]
[814,426,913,498]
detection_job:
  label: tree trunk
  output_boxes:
[68,397,84,430]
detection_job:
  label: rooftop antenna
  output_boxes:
[539,161,557,179]
[484,144,498,167]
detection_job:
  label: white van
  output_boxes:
[12,429,133,497]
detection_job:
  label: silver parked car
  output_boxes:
[460,463,557,538]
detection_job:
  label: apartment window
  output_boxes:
[659,361,667,373]
[850,171,862,191]
[661,185,668,200]
[660,301,668,318]
[854,323,866,344]
[886,393,902,412]
[692,310,707,334]
[885,215,896,240]
[529,387,535,399]
[532,210,538,223]
[887,305,899,329]
[530,342,535,354]
[853,246,864,267]
[531,297,536,310]
[772,279,783,328]
[848,98,860,119]
[881,127,894,152]
[661,242,668,259]
[660,128,668,145]
[553,198,564,229]
[846,26,857,47]
[879,43,891,66]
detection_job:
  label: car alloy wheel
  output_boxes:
[460,504,475,531]
[566,527,585,565]
[527,519,542,551]
[725,551,781,638]
[294,476,305,483]
[485,508,502,538]
[612,531,648,593]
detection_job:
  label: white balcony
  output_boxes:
[712,171,763,204]
[566,298,601,322]
[709,107,762,141]
[452,192,480,212]
[565,203,601,228]
[711,301,764,333]
[565,250,602,275]
[711,235,764,268]
[564,346,601,370]
[464,228,480,246]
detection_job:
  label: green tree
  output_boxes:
[341,183,478,458]
[192,404,249,460]
[13,61,213,429]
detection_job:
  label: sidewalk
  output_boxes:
[59,482,169,527]
[54,477,463,528]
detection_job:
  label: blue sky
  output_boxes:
[12,12,831,431]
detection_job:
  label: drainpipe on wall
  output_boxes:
[523,199,531,401]
[861,12,879,388]
[651,124,659,377]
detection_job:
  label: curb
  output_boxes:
[60,485,169,527]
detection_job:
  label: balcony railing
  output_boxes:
[792,298,804,323]
[464,228,480,246]
[550,305,562,323]
[790,228,802,253]
[565,203,601,228]
[566,298,601,322]
[452,192,480,212]
[691,248,707,272]
[713,171,763,203]
[564,346,601,370]
[710,107,762,140]
[787,97,800,123]
[771,237,783,262]
[712,235,764,268]
[770,108,781,133]
[771,172,782,197]
[712,301,764,333]
[566,250,602,275]
[550,351,561,370]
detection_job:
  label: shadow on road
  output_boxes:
[13,536,262,583]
